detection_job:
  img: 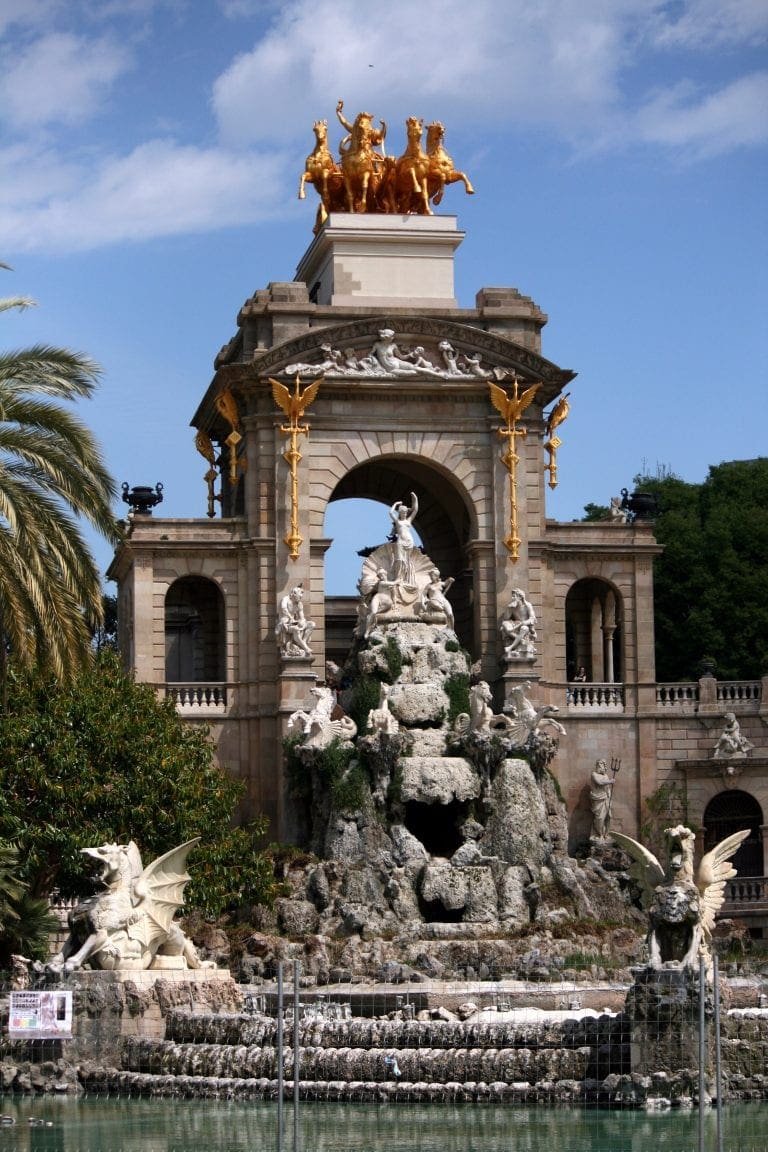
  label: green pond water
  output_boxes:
[1,1097,767,1152]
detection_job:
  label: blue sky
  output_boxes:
[1,0,766,593]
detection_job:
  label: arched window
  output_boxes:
[565,578,623,682]
[323,460,476,660]
[703,791,763,877]
[165,577,225,683]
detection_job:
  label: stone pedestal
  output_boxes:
[295,213,463,307]
[625,967,713,1082]
[64,969,240,1065]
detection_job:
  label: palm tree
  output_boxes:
[1,266,119,694]
[0,841,58,967]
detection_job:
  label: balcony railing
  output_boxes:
[653,679,762,711]
[567,682,624,711]
[656,682,699,707]
[718,681,762,705]
[723,876,768,914]
[165,682,228,715]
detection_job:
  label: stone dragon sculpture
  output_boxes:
[612,824,750,973]
[48,839,207,973]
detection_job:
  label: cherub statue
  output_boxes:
[713,712,754,759]
[48,840,207,973]
[612,824,750,973]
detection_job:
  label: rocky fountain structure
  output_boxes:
[4,499,766,1108]
[271,499,635,982]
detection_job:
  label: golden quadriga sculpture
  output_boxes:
[299,100,474,227]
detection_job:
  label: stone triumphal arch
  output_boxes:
[110,111,765,886]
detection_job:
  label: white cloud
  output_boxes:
[212,0,628,146]
[648,0,768,50]
[633,71,768,155]
[0,140,290,253]
[1,0,765,256]
[0,0,56,37]
[0,32,131,130]
[211,0,768,158]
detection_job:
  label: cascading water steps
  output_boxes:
[78,1006,631,1103]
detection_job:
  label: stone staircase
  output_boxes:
[79,1008,631,1103]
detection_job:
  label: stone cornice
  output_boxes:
[195,315,575,429]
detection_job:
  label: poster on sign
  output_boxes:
[8,991,73,1039]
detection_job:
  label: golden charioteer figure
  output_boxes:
[299,101,474,228]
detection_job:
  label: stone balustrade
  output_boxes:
[717,681,762,705]
[165,682,228,715]
[566,683,624,712]
[565,677,764,717]
[655,683,699,707]
[724,875,768,913]
[653,679,763,712]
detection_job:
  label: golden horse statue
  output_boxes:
[426,121,474,206]
[297,105,475,221]
[298,119,343,228]
[393,116,432,215]
[336,100,388,213]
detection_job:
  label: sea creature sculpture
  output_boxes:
[48,840,206,973]
[506,681,566,741]
[612,824,750,973]
[287,685,357,750]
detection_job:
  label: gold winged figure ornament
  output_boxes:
[543,392,570,489]
[488,377,542,426]
[195,429,216,466]
[270,375,322,427]
[488,374,542,562]
[213,388,244,488]
[271,375,322,561]
[612,824,750,974]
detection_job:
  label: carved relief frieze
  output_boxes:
[250,316,572,386]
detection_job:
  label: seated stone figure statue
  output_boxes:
[500,589,538,660]
[276,586,315,658]
[419,567,454,627]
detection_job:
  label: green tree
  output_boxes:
[0,841,57,966]
[581,501,611,521]
[1,267,119,693]
[0,653,278,917]
[633,460,768,680]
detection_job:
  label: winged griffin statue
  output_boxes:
[49,839,208,973]
[612,824,750,974]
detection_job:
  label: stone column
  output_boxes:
[603,626,616,684]
[591,597,604,680]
